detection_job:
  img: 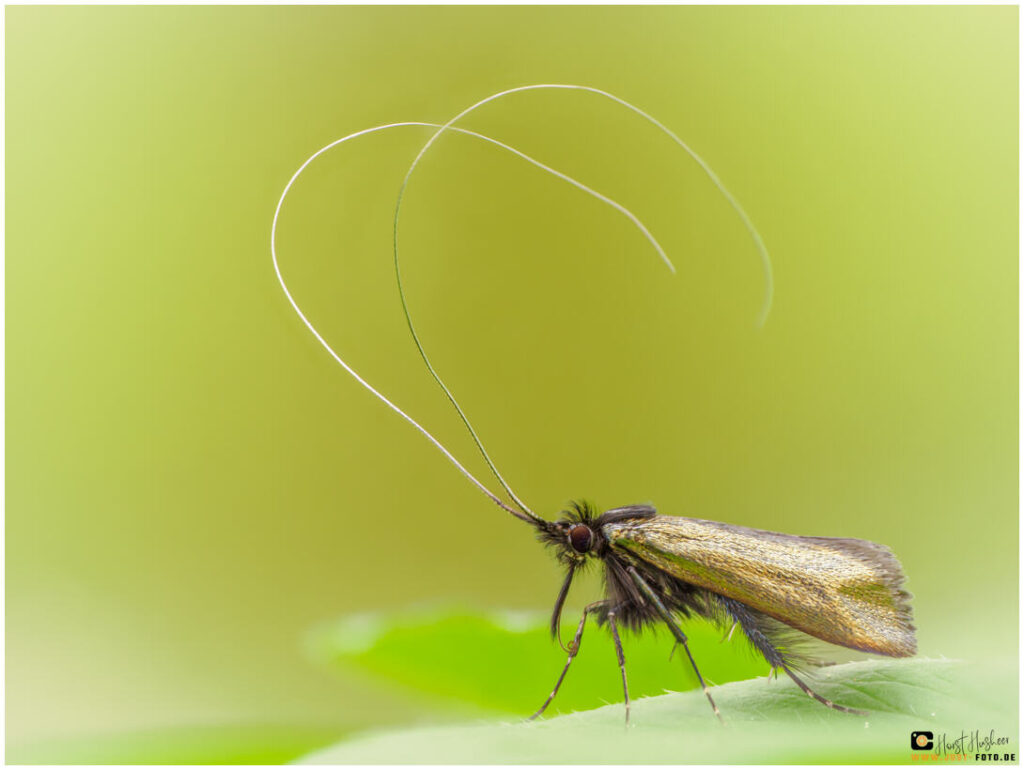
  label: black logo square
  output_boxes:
[911,731,934,750]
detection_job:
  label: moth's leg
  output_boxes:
[718,596,868,716]
[626,566,723,723]
[528,600,606,721]
[779,663,867,716]
[606,605,630,725]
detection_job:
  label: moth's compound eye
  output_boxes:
[568,524,593,554]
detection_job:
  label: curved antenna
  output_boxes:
[392,84,775,518]
[272,120,672,526]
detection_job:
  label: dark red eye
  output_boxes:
[568,524,593,554]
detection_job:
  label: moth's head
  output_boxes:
[537,500,603,564]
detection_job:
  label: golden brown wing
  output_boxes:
[602,515,915,656]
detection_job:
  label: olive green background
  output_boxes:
[6,5,1017,759]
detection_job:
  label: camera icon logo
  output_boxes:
[911,731,934,750]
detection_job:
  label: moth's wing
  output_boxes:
[705,591,873,671]
[602,516,916,657]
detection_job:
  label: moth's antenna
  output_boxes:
[402,84,773,324]
[392,84,775,519]
[272,120,670,526]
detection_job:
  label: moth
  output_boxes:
[271,84,916,723]
[527,500,914,721]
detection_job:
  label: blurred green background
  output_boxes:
[6,5,1017,762]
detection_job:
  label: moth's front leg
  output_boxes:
[528,600,607,720]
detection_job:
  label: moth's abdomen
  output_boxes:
[602,516,916,657]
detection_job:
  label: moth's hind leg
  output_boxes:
[718,597,868,716]
[779,663,867,716]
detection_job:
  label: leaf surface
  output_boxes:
[298,658,1018,764]
[308,607,770,715]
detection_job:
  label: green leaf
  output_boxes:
[297,658,1019,764]
[307,607,770,715]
